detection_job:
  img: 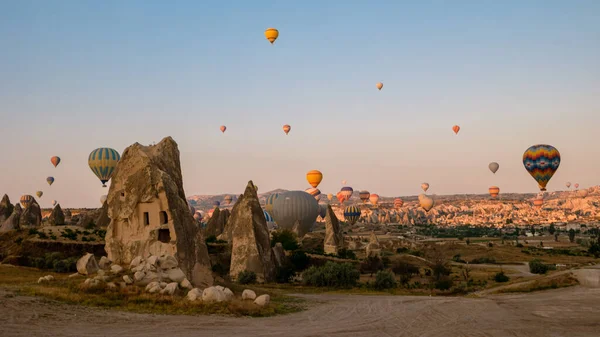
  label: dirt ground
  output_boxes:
[2,286,600,337]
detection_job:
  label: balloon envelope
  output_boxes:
[36,191,43,198]
[421,183,429,192]
[575,183,579,189]
[88,148,121,187]
[272,191,319,237]
[394,198,404,208]
[305,187,321,201]
[51,156,61,168]
[20,195,34,209]
[522,144,561,191]
[369,194,380,205]
[220,125,226,133]
[264,28,279,44]
[419,194,434,212]
[489,186,500,198]
[452,125,460,134]
[376,82,383,90]
[340,186,354,200]
[224,195,233,205]
[344,205,361,225]
[327,193,333,201]
[283,124,291,135]
[265,193,280,213]
[51,200,57,206]
[489,162,499,174]
[306,170,323,188]
[46,177,54,186]
[566,182,571,188]
[359,191,370,203]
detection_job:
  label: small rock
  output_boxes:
[159,282,168,288]
[97,270,106,276]
[134,271,146,282]
[110,265,124,274]
[145,282,160,292]
[106,282,117,290]
[68,273,81,279]
[157,255,178,270]
[254,294,270,307]
[202,286,227,303]
[43,275,55,282]
[160,282,178,296]
[164,268,186,283]
[119,282,127,289]
[83,278,92,286]
[130,256,143,269]
[123,275,133,284]
[98,256,112,270]
[76,253,99,275]
[242,289,256,300]
[180,278,192,290]
[146,255,158,267]
[147,285,161,294]
[215,285,225,291]
[187,288,202,301]
[223,288,234,301]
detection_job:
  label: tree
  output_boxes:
[360,256,384,277]
[554,233,559,242]
[531,225,536,237]
[548,223,556,235]
[271,230,299,251]
[392,260,420,285]
[569,229,576,243]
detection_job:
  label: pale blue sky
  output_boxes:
[1,0,599,208]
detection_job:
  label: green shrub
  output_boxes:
[237,270,257,285]
[494,271,510,283]
[435,276,454,290]
[28,228,39,236]
[271,230,299,251]
[204,235,226,244]
[289,250,310,271]
[452,254,466,263]
[391,260,420,285]
[360,256,384,276]
[469,257,496,264]
[302,262,360,288]
[275,262,296,284]
[336,248,357,260]
[374,270,397,290]
[529,259,549,274]
[37,232,48,239]
[14,237,23,245]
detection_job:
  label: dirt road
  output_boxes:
[2,286,600,337]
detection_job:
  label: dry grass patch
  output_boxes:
[496,273,579,294]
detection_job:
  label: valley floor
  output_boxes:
[2,286,599,337]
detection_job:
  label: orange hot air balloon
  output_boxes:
[336,191,346,204]
[220,125,226,133]
[51,156,61,168]
[306,170,323,188]
[533,198,544,209]
[369,194,379,205]
[283,124,291,135]
[488,186,500,198]
[265,28,279,44]
[452,125,460,135]
[394,198,404,208]
[376,82,383,90]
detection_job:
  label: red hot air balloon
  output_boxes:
[51,156,61,167]
[220,125,226,133]
[452,125,460,135]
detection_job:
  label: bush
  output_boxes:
[237,270,257,285]
[374,270,397,290]
[435,276,454,290]
[37,232,48,239]
[205,235,226,244]
[60,229,78,241]
[391,261,420,285]
[302,262,360,288]
[494,271,510,283]
[452,254,466,263]
[336,248,357,260]
[360,256,384,276]
[275,262,296,284]
[529,259,549,274]
[289,250,310,272]
[28,228,39,236]
[469,257,496,264]
[14,237,23,245]
[271,230,299,251]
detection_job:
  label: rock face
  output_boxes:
[366,232,381,257]
[104,137,212,287]
[0,194,14,223]
[205,208,230,238]
[19,199,42,227]
[77,253,99,275]
[0,204,21,232]
[48,204,66,226]
[95,202,110,228]
[228,181,276,282]
[324,205,343,254]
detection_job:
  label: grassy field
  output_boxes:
[0,265,306,317]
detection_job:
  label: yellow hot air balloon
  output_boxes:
[36,191,43,198]
[88,148,121,187]
[376,82,383,90]
[327,193,333,201]
[488,186,500,198]
[306,170,323,188]
[265,28,279,44]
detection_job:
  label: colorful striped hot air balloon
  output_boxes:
[343,205,361,225]
[369,194,379,205]
[394,198,404,208]
[340,186,353,201]
[36,191,43,198]
[51,156,61,168]
[489,186,500,198]
[359,191,370,203]
[264,28,279,44]
[265,193,279,213]
[305,187,321,201]
[20,195,34,209]
[452,125,460,135]
[88,148,121,187]
[263,210,274,222]
[283,124,291,135]
[522,144,561,192]
[46,177,54,186]
[336,191,346,204]
[306,170,323,188]
[533,197,544,209]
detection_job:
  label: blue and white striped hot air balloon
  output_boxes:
[88,148,121,187]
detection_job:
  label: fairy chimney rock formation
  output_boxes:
[0,204,21,232]
[228,181,276,282]
[324,204,344,255]
[104,136,212,287]
[19,199,42,227]
[48,204,66,226]
[206,208,230,238]
[366,231,381,257]
[0,194,14,223]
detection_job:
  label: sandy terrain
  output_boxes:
[2,286,600,337]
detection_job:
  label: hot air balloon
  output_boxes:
[327,193,333,201]
[488,186,500,198]
[369,194,380,205]
[265,28,279,44]
[306,170,323,188]
[305,188,321,201]
[220,125,226,133]
[376,82,383,90]
[522,144,561,192]
[489,162,499,174]
[88,148,121,187]
[421,183,429,192]
[359,191,370,203]
[193,213,202,222]
[340,187,353,201]
[51,200,57,206]
[336,191,346,204]
[283,124,291,135]
[223,195,233,205]
[343,205,361,225]
[263,210,274,222]
[51,156,61,168]
[189,203,196,215]
[212,200,220,208]
[20,195,34,209]
[419,194,434,212]
[46,177,54,186]
[100,195,107,205]
[566,182,571,189]
[533,197,544,209]
[272,191,319,237]
[265,193,279,213]
[36,191,43,198]
[575,183,579,189]
[394,198,404,208]
[452,125,460,135]
[341,180,347,185]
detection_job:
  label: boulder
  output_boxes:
[254,294,270,307]
[223,288,234,301]
[160,282,178,295]
[0,204,21,232]
[48,204,66,226]
[164,268,186,283]
[157,255,178,269]
[76,253,99,275]
[123,275,133,284]
[19,199,42,227]
[202,286,227,303]
[324,205,343,255]
[110,264,124,274]
[242,289,256,300]
[0,194,14,223]
[130,256,143,268]
[180,278,192,289]
[98,256,112,270]
[228,181,277,283]
[272,242,285,267]
[187,288,202,301]
[103,137,212,288]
